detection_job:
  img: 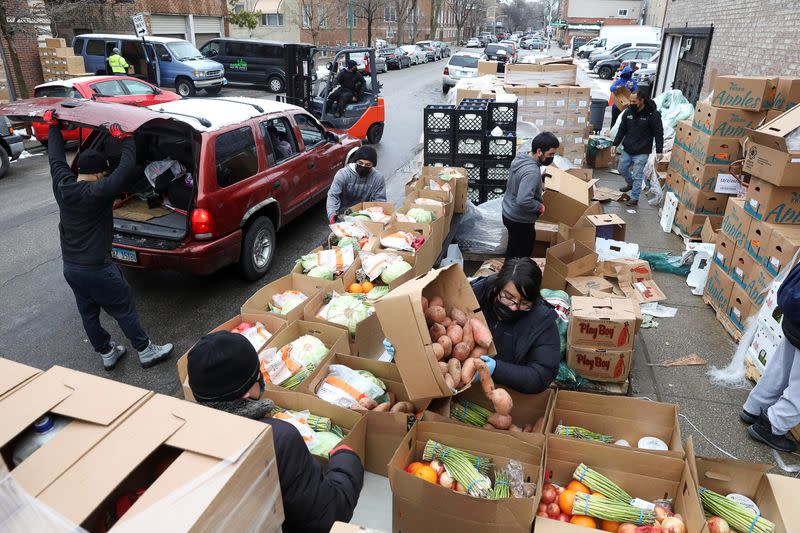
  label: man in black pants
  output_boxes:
[45,110,173,371]
[333,60,365,117]
[501,132,559,258]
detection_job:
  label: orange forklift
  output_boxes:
[281,44,385,144]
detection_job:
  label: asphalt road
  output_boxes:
[0,54,456,394]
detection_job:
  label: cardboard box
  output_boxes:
[674,119,692,150]
[568,296,637,351]
[374,264,495,400]
[720,197,753,247]
[389,421,544,533]
[743,104,800,186]
[565,276,615,297]
[669,146,687,173]
[418,166,468,214]
[747,316,784,374]
[711,75,778,111]
[743,262,774,307]
[713,232,736,272]
[290,246,360,289]
[547,391,683,457]
[0,358,41,401]
[704,262,735,313]
[619,278,667,304]
[240,272,335,323]
[601,258,652,282]
[546,239,598,279]
[13,392,284,531]
[45,37,67,48]
[330,523,387,533]
[730,243,757,288]
[369,223,438,275]
[612,85,631,110]
[303,289,385,358]
[568,86,590,107]
[665,168,685,197]
[683,156,731,192]
[539,437,706,533]
[585,213,626,241]
[702,216,720,243]
[477,60,499,76]
[745,176,800,224]
[674,203,722,239]
[680,180,729,215]
[686,130,741,165]
[772,76,800,112]
[744,218,779,262]
[343,201,396,234]
[692,101,766,137]
[727,284,756,331]
[763,224,800,276]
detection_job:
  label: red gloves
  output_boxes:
[43,109,59,126]
[539,204,546,216]
[329,444,355,457]
[108,123,133,140]
[329,214,337,224]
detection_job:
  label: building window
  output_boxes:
[383,6,396,22]
[618,8,628,15]
[261,13,284,26]
[302,5,311,28]
[233,3,245,13]
[319,6,328,27]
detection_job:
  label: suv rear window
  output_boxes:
[34,85,81,98]
[215,126,259,187]
[449,55,479,68]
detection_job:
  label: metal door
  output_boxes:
[671,34,712,104]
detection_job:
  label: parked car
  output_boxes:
[199,38,290,93]
[0,116,24,179]
[0,97,361,278]
[588,41,659,68]
[400,45,426,65]
[351,50,387,73]
[483,44,514,66]
[498,40,518,61]
[594,48,659,79]
[433,41,451,58]
[379,47,411,69]
[73,33,226,97]
[30,75,181,146]
[442,52,480,93]
[521,38,547,50]
[619,51,659,73]
[466,38,482,48]
[415,41,441,61]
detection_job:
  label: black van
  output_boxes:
[200,38,287,93]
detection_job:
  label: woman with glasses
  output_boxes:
[470,257,560,394]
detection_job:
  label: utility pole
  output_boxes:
[348,0,353,45]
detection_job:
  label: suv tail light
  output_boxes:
[191,208,216,239]
[443,66,449,75]
[364,53,370,73]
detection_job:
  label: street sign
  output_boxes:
[131,13,148,37]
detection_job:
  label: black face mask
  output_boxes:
[355,164,372,177]
[494,300,525,322]
[539,155,554,167]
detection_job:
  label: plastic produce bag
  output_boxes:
[556,361,589,387]
[541,289,571,356]
[269,290,308,315]
[329,221,371,240]
[316,364,386,409]
[346,206,391,224]
[359,251,404,281]
[414,197,445,208]
[237,322,273,352]
[427,179,452,192]
[316,293,374,333]
[456,198,508,254]
[405,207,436,224]
[297,246,355,274]
[380,231,416,252]
[273,410,319,449]
[639,251,691,276]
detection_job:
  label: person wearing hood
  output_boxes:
[45,110,173,372]
[612,87,663,206]
[187,331,365,533]
[609,66,638,127]
[333,59,366,117]
[470,258,560,394]
[326,146,386,223]
[501,132,559,258]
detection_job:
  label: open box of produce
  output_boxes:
[366,222,440,275]
[342,201,397,234]
[404,184,456,223]
[303,289,385,358]
[537,435,705,532]
[389,420,544,533]
[258,389,367,468]
[177,312,287,401]
[411,166,467,213]
[292,222,373,288]
[303,353,429,476]
[395,201,448,247]
[375,263,496,401]
[240,272,336,322]
[546,391,683,457]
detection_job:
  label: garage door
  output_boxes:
[194,16,222,34]
[151,15,187,38]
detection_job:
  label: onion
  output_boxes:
[438,470,454,489]
[541,484,558,504]
[430,460,444,475]
[546,503,561,518]
[617,524,637,533]
[556,513,570,522]
[706,516,731,533]
[537,503,547,514]
[654,505,671,521]
[660,517,686,533]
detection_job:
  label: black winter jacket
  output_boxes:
[471,276,561,393]
[49,125,136,265]
[263,418,364,533]
[612,98,664,156]
[777,261,800,349]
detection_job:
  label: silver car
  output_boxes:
[442,52,480,93]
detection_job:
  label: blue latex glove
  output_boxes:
[472,356,497,382]
[382,338,395,360]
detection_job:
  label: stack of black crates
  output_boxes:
[423,98,518,204]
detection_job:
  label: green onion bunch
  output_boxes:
[555,424,614,443]
[572,493,655,525]
[699,487,775,533]
[572,463,632,503]
[450,399,493,427]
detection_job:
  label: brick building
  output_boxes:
[641,0,667,28]
[0,0,48,98]
[556,0,639,46]
[652,0,800,103]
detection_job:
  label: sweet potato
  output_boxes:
[461,320,475,352]
[446,324,463,344]
[475,359,513,416]
[373,402,392,412]
[523,423,533,433]
[388,391,396,405]
[430,323,446,340]
[444,373,455,389]
[438,336,453,357]
[438,361,448,375]
[461,357,477,386]
[487,413,513,430]
[509,424,522,432]
[532,416,544,433]
[452,342,470,361]
[469,346,488,359]
[421,296,429,313]
[358,397,378,410]
[432,343,445,361]
[447,358,461,385]
[483,423,494,430]
[441,317,453,328]
[425,305,447,325]
[450,308,468,327]
[470,318,493,349]
[430,296,444,308]
[390,401,414,414]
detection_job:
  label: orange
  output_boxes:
[600,520,620,532]
[591,492,608,499]
[569,516,597,528]
[406,461,426,474]
[558,489,577,514]
[567,480,591,494]
[361,281,375,293]
[348,283,364,293]
[413,465,438,484]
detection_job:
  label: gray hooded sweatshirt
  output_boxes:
[326,163,387,219]
[502,151,544,224]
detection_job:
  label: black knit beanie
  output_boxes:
[77,149,110,174]
[352,145,378,166]
[187,331,260,402]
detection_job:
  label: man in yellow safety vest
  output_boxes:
[108,48,129,75]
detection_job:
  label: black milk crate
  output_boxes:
[423,153,454,166]
[455,133,483,157]
[460,98,492,106]
[482,161,512,184]
[488,101,518,130]
[467,183,481,205]
[485,131,517,160]
[468,183,507,205]
[423,104,455,133]
[454,156,482,183]
[456,104,488,132]
[423,133,454,157]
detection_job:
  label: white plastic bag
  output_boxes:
[329,221,371,240]
[270,290,308,315]
[359,251,404,281]
[273,410,319,449]
[238,322,273,352]
[380,231,416,252]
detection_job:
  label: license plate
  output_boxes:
[112,247,138,263]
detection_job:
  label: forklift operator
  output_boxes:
[333,60,365,117]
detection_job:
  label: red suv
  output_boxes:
[3,97,361,279]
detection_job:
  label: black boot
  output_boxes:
[747,410,797,452]
[739,409,759,424]
[619,184,632,192]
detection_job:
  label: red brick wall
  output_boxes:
[138,0,227,17]
[0,0,44,98]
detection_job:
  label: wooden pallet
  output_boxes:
[744,357,800,441]
[716,310,743,343]
[554,378,630,396]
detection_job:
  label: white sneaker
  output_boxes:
[137,342,173,369]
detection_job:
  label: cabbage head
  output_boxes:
[307,266,334,280]
[308,430,342,456]
[381,261,413,284]
[406,207,435,224]
[322,294,372,333]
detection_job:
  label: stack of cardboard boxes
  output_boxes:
[39,37,91,83]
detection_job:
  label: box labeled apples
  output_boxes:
[772,76,800,112]
[680,180,729,216]
[685,130,741,165]
[763,224,800,276]
[711,75,777,111]
[674,203,722,239]
[692,101,766,137]
[665,168,685,197]
[727,284,755,331]
[704,262,735,313]
[744,218,779,262]
[568,296,637,351]
[743,104,800,186]
[674,119,692,150]
[744,177,800,224]
[742,263,773,307]
[713,232,736,272]
[720,197,753,247]
[683,156,731,192]
[730,243,757,288]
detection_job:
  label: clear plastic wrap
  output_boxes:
[506,459,536,499]
[456,198,508,255]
